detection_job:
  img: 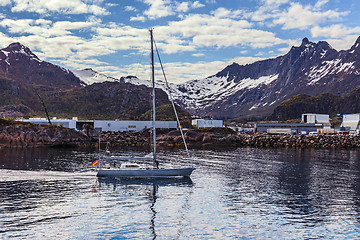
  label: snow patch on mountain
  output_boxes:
[170,74,278,109]
[122,76,152,87]
[306,59,355,85]
[72,68,118,85]
[1,50,10,65]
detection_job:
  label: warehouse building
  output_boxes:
[255,114,331,134]
[18,117,177,132]
[93,120,177,132]
[341,113,360,133]
[301,113,330,124]
[192,119,223,128]
[255,122,325,135]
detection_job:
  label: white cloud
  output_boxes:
[273,3,348,30]
[176,1,204,12]
[11,0,109,15]
[249,0,288,22]
[327,35,360,51]
[176,2,190,12]
[315,0,329,9]
[130,15,146,22]
[192,1,204,9]
[0,18,95,37]
[192,53,204,57]
[143,0,174,20]
[309,25,360,51]
[0,0,10,6]
[311,24,360,39]
[125,6,137,12]
[136,0,204,21]
[105,3,118,8]
[211,7,243,18]
[155,11,288,53]
[262,0,289,5]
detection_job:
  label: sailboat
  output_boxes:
[97,29,195,179]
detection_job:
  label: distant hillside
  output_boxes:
[0,43,82,89]
[266,87,360,121]
[0,43,186,120]
[37,81,171,120]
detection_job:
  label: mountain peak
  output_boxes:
[7,42,23,50]
[4,42,40,60]
[7,42,30,53]
[300,37,312,48]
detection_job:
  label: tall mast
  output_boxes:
[150,29,157,168]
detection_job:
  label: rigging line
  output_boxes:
[153,38,191,159]
[133,40,149,83]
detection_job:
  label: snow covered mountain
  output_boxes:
[168,37,360,119]
[73,36,360,120]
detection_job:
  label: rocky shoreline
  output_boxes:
[102,129,360,149]
[1,122,360,149]
[158,130,360,149]
[0,121,96,147]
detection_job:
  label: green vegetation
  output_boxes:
[0,118,36,127]
[0,77,192,121]
[266,88,360,121]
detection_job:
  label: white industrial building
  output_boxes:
[302,113,330,124]
[93,120,177,132]
[192,119,223,128]
[341,114,360,132]
[18,117,177,132]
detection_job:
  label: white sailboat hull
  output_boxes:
[97,167,195,178]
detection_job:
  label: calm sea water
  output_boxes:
[1,146,360,239]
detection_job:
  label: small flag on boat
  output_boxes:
[92,160,98,166]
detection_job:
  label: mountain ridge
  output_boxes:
[2,37,360,121]
[71,36,360,120]
[166,36,360,119]
[0,43,187,121]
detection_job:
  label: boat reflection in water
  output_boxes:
[97,176,193,188]
[97,177,193,239]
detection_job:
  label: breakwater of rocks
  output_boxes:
[103,130,360,149]
[2,121,360,149]
[100,131,151,147]
[228,134,360,148]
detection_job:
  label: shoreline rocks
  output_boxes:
[157,130,360,149]
[100,131,151,147]
[0,123,95,148]
[101,130,360,149]
[1,122,360,149]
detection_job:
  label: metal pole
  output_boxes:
[150,29,157,168]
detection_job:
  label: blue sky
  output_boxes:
[0,0,359,83]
